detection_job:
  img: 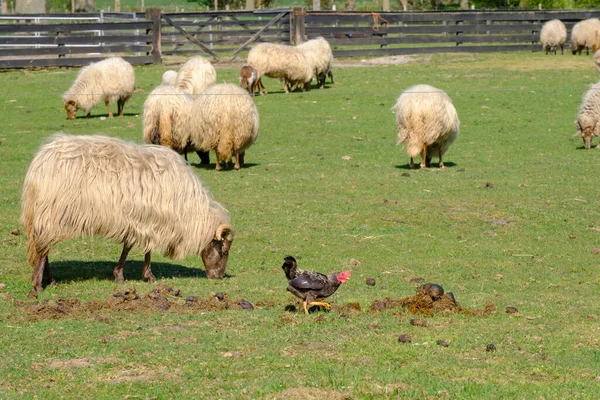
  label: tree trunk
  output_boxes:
[460,0,468,8]
[399,0,408,10]
[345,0,355,11]
[245,0,254,10]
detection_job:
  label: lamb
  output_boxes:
[575,81,600,150]
[161,70,178,86]
[63,57,135,120]
[246,42,313,94]
[21,133,234,297]
[393,84,460,169]
[175,56,217,96]
[296,37,334,88]
[239,64,260,97]
[142,85,210,165]
[540,19,567,55]
[570,18,600,55]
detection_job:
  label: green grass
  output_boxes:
[2,52,600,398]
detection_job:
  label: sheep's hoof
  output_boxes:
[114,276,125,284]
[27,289,40,298]
[144,274,156,283]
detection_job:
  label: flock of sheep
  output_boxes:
[539,18,600,149]
[24,22,600,297]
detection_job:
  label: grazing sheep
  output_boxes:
[296,37,334,88]
[393,84,460,169]
[21,133,234,297]
[540,19,567,55]
[161,70,178,86]
[63,57,135,120]
[575,81,600,150]
[570,18,600,55]
[239,64,260,97]
[247,43,313,94]
[186,84,259,170]
[175,56,217,96]
[142,85,210,165]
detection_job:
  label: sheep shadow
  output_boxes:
[46,260,212,285]
[70,113,138,120]
[191,162,259,170]
[394,161,457,170]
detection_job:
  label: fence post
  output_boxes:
[292,7,305,45]
[146,8,162,64]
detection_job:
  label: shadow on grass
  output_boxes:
[71,113,138,120]
[394,161,457,170]
[46,260,222,284]
[190,162,260,170]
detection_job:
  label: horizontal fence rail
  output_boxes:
[1,9,600,69]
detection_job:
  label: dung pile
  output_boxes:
[370,283,496,316]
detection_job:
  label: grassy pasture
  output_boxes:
[1,52,600,398]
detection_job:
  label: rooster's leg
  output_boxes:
[308,301,331,310]
[303,301,309,314]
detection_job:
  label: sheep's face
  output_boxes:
[201,224,234,279]
[576,118,598,150]
[64,101,78,120]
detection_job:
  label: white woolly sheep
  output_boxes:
[570,18,600,55]
[296,37,334,88]
[594,49,600,72]
[575,81,600,150]
[142,85,210,165]
[540,19,567,55]
[21,133,234,297]
[153,84,258,170]
[161,70,178,86]
[175,56,217,96]
[63,57,135,120]
[186,84,259,170]
[247,42,313,94]
[393,84,460,169]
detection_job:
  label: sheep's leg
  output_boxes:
[257,78,267,95]
[234,148,241,170]
[142,252,156,283]
[29,253,49,298]
[117,98,125,117]
[283,80,289,94]
[114,244,132,283]
[215,152,222,171]
[197,151,210,165]
[438,147,444,169]
[42,257,56,287]
[409,157,415,169]
[420,144,428,168]
[105,100,113,118]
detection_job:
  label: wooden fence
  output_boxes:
[1,9,600,69]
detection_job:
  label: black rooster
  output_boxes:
[282,256,351,314]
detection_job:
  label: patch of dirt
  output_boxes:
[16,285,263,321]
[270,387,351,400]
[334,54,428,67]
[370,286,496,317]
[48,358,93,369]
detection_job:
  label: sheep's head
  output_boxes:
[201,223,234,279]
[575,116,599,150]
[64,100,78,120]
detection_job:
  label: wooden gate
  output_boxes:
[160,10,292,62]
